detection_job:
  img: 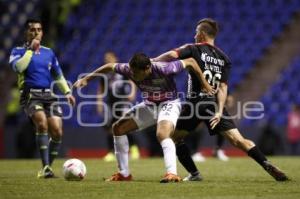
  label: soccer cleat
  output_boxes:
[263,161,288,181]
[103,152,116,162]
[160,173,182,183]
[192,152,206,162]
[37,165,55,179]
[213,149,229,161]
[183,173,203,182]
[105,173,132,181]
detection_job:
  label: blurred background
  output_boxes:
[1,0,300,159]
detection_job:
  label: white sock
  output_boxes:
[160,138,177,175]
[113,135,130,177]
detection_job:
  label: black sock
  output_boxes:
[247,146,267,167]
[36,132,50,167]
[176,141,199,176]
[49,139,61,166]
[216,134,225,150]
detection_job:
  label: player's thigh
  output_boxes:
[31,110,48,131]
[21,91,43,117]
[221,128,240,140]
[26,100,46,124]
[221,128,254,151]
[112,117,139,136]
[157,99,182,129]
[47,116,63,138]
[203,107,236,135]
[124,102,157,130]
[221,128,247,148]
[44,99,63,118]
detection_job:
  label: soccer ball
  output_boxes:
[63,159,87,181]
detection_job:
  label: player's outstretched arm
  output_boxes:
[152,50,178,62]
[73,63,115,88]
[181,58,215,95]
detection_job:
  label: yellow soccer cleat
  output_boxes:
[37,165,54,179]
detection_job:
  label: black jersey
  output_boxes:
[175,42,231,99]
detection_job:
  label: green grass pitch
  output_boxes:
[0,157,299,199]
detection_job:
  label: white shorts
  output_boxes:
[124,99,182,130]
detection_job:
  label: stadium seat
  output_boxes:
[245,56,300,125]
[55,0,300,125]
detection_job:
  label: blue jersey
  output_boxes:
[9,46,64,89]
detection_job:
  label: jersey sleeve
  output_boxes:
[114,63,131,78]
[9,48,24,72]
[50,50,63,78]
[175,44,193,59]
[158,60,185,75]
[50,50,71,94]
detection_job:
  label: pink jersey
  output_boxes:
[115,61,184,103]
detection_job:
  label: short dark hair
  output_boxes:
[197,18,219,38]
[129,53,151,70]
[24,18,42,30]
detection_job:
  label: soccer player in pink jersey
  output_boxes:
[73,53,214,182]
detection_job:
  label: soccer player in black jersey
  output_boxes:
[153,18,288,181]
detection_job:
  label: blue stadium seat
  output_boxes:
[55,0,300,125]
[244,56,300,126]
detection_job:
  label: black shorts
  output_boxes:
[176,97,236,135]
[20,89,62,118]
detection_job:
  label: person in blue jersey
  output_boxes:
[9,19,76,178]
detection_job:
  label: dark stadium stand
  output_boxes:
[2,0,300,158]
[1,0,300,126]
[55,0,300,125]
[258,56,300,125]
[0,0,40,67]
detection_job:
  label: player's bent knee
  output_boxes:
[156,120,174,142]
[50,127,63,140]
[244,139,255,150]
[112,118,138,136]
[36,121,48,132]
[226,135,243,148]
[156,132,168,142]
[232,138,253,152]
[112,121,128,136]
[112,122,121,136]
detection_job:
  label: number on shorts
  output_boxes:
[162,104,173,112]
